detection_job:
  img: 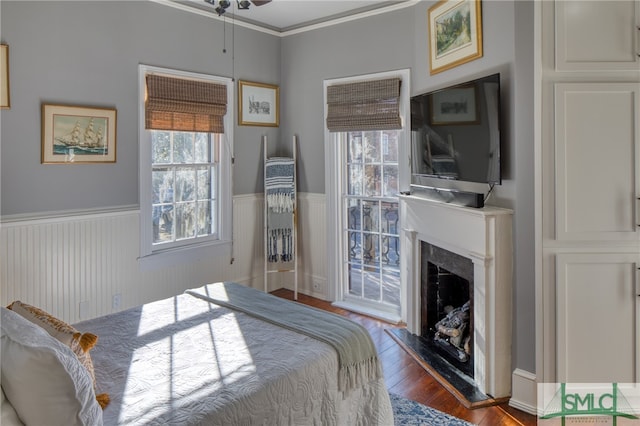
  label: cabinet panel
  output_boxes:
[539,0,640,402]
[555,83,639,241]
[556,253,639,383]
[555,0,639,71]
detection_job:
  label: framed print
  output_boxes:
[430,84,478,125]
[41,104,117,164]
[428,0,483,75]
[238,80,279,127]
[1,44,9,109]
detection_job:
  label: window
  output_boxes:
[139,65,233,266]
[151,131,218,245]
[344,129,401,311]
[324,69,410,323]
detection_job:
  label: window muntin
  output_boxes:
[151,131,219,247]
[344,130,400,308]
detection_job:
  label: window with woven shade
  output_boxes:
[326,77,402,132]
[139,65,234,266]
[324,70,410,324]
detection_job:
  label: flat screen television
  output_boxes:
[410,73,502,186]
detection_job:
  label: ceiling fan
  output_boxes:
[204,0,272,16]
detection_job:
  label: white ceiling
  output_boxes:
[168,0,415,34]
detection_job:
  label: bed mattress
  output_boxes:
[75,286,393,425]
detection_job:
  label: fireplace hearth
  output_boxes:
[387,327,491,406]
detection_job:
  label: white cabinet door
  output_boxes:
[556,253,640,383]
[554,82,640,242]
[555,0,640,71]
[538,0,640,398]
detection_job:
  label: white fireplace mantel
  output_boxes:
[399,194,513,398]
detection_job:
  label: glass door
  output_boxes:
[343,130,401,315]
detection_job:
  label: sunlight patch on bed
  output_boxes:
[121,295,257,422]
[135,295,221,335]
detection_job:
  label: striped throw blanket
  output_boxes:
[265,157,295,262]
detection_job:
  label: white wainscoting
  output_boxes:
[232,194,266,287]
[295,193,327,299]
[0,193,328,323]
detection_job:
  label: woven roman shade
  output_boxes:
[326,77,402,132]
[145,74,227,133]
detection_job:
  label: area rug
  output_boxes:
[390,393,475,426]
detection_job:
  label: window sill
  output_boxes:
[332,299,402,325]
[138,239,232,271]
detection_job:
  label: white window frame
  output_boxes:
[323,69,411,322]
[138,64,234,269]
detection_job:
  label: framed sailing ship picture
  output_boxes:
[41,104,117,164]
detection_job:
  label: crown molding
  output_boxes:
[152,0,419,37]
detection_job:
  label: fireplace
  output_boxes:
[421,242,474,377]
[398,194,513,401]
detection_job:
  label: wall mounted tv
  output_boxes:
[410,73,502,186]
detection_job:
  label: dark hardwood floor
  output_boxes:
[272,289,537,426]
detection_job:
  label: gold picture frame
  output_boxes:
[41,104,117,164]
[1,44,10,109]
[428,0,483,75]
[238,80,279,127]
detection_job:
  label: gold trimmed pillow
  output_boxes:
[6,301,110,409]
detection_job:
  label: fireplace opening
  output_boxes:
[420,242,474,378]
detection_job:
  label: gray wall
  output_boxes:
[512,0,536,374]
[280,8,415,193]
[1,0,536,374]
[0,1,280,215]
[280,1,535,374]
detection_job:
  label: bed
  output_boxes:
[1,282,393,426]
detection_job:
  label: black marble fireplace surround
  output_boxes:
[421,241,474,377]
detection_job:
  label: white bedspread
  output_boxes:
[75,289,393,425]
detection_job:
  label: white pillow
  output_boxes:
[1,387,24,426]
[0,307,103,426]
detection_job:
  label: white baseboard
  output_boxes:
[509,368,537,415]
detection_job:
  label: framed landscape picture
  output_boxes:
[41,104,117,164]
[428,0,483,75]
[238,80,279,127]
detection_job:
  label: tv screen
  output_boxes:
[410,73,501,185]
